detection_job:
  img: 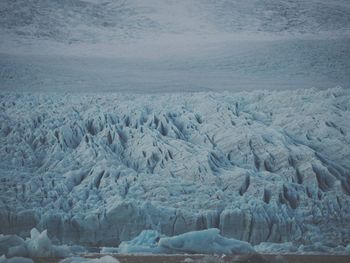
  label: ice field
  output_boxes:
[1,88,350,255]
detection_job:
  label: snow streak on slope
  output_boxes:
[0,88,350,247]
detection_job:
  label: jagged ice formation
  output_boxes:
[0,88,350,248]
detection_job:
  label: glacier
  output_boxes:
[0,88,350,252]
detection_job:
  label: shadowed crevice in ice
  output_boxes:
[0,88,350,249]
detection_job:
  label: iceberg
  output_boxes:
[0,235,24,257]
[118,230,164,254]
[59,256,119,263]
[118,228,254,255]
[0,256,33,263]
[2,228,71,258]
[254,242,298,253]
[158,228,255,254]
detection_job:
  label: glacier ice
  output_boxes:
[0,88,350,253]
[0,235,24,257]
[346,244,350,253]
[118,230,164,254]
[117,228,254,254]
[59,256,119,263]
[24,228,71,257]
[1,228,71,258]
[254,242,298,254]
[158,228,254,254]
[0,256,33,263]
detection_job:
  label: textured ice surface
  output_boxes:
[118,230,164,254]
[0,256,33,263]
[254,242,298,254]
[1,228,71,258]
[118,228,254,254]
[0,235,24,256]
[0,88,350,253]
[158,228,254,254]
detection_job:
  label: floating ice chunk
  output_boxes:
[59,256,120,263]
[159,228,254,254]
[4,228,71,258]
[26,228,52,257]
[298,242,335,254]
[0,235,25,256]
[25,228,71,257]
[254,242,298,253]
[0,255,33,263]
[100,247,119,254]
[118,230,165,254]
[69,246,88,255]
[118,228,255,255]
[346,244,350,254]
[299,243,350,255]
[7,245,28,258]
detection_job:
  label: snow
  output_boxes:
[1,38,349,93]
[1,0,349,46]
[0,1,349,92]
[0,88,349,253]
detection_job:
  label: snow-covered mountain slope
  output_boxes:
[1,88,349,247]
[1,37,349,93]
[1,0,349,92]
[1,0,349,44]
